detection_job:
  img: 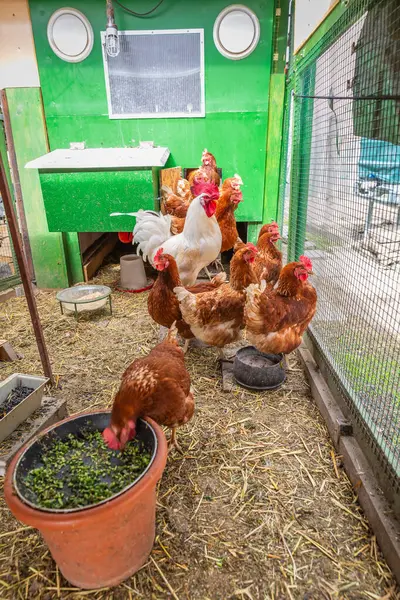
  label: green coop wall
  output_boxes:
[28,0,277,226]
[2,88,81,289]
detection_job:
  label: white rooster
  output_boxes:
[112,180,222,286]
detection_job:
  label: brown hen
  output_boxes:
[253,222,282,284]
[216,174,244,253]
[187,149,220,187]
[148,249,227,350]
[245,256,317,364]
[174,243,258,354]
[163,178,192,219]
[102,324,194,453]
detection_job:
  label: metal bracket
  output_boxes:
[337,418,353,438]
[69,142,86,150]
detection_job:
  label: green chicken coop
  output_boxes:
[1,0,290,288]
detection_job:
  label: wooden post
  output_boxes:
[0,152,54,384]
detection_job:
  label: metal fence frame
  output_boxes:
[286,0,377,258]
[281,0,400,508]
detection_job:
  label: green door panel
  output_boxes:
[40,169,157,232]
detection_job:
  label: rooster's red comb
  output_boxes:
[191,180,220,201]
[270,221,279,230]
[299,255,313,272]
[245,242,258,254]
[154,247,164,262]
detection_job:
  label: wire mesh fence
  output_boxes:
[0,209,19,291]
[0,119,20,292]
[283,0,400,491]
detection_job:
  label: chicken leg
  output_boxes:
[214,257,225,273]
[201,255,225,279]
[168,427,183,454]
[284,354,293,371]
[182,339,190,354]
[202,266,213,280]
[209,254,225,274]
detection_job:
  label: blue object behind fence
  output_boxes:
[359,137,400,185]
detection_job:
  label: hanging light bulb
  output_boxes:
[105,0,120,58]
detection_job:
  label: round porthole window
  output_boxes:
[47,8,94,63]
[213,5,260,60]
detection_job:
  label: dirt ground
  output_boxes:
[0,263,399,600]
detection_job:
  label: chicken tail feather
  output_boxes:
[244,283,264,332]
[166,321,179,344]
[211,272,227,285]
[110,212,137,217]
[245,282,263,305]
[173,286,190,303]
[132,210,173,264]
[174,287,197,323]
[161,184,174,196]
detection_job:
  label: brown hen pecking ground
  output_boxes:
[0,262,398,600]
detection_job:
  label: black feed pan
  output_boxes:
[234,346,286,391]
[13,411,157,514]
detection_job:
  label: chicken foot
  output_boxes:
[168,427,183,454]
[211,256,225,273]
[284,354,294,371]
[208,254,225,274]
[201,255,225,280]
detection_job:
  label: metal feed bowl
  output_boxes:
[233,346,286,391]
[56,285,112,318]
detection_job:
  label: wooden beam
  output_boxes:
[298,345,400,584]
[0,150,53,383]
[0,340,18,361]
[83,233,117,282]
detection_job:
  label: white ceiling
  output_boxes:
[294,0,334,50]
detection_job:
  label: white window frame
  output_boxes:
[101,29,205,120]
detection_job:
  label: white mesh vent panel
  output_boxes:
[102,30,205,119]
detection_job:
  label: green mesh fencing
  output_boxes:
[282,0,400,490]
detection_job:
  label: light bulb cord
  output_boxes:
[113,0,165,18]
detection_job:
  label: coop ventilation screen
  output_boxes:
[101,29,205,119]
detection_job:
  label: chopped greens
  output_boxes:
[24,430,151,510]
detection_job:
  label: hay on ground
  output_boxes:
[0,263,398,599]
